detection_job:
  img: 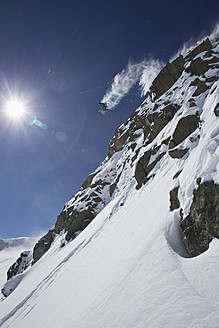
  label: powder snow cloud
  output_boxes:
[101,59,164,109]
[209,22,219,42]
[171,22,219,61]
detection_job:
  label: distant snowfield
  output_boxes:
[0,159,219,327]
[0,238,37,289]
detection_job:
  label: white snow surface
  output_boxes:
[0,238,37,290]
[0,39,219,327]
[0,170,219,327]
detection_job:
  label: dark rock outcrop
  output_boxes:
[32,230,56,264]
[207,56,219,65]
[7,251,31,280]
[81,171,99,190]
[186,57,210,76]
[109,183,117,197]
[169,187,180,211]
[109,170,123,197]
[144,104,179,144]
[214,103,219,117]
[149,55,185,101]
[135,150,165,189]
[189,100,196,108]
[169,115,200,149]
[108,127,129,159]
[169,148,189,159]
[180,181,219,257]
[190,78,208,97]
[173,170,182,180]
[55,208,95,242]
[135,150,151,188]
[186,38,212,59]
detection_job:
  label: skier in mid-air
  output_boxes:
[98,102,112,115]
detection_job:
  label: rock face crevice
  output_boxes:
[180,181,219,257]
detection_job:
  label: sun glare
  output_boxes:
[5,99,26,120]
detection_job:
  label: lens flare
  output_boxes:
[30,115,48,130]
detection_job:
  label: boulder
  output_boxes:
[190,78,208,96]
[180,181,219,257]
[169,115,200,149]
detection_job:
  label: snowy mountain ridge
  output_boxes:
[0,238,37,252]
[0,34,219,327]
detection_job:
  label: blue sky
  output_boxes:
[0,0,218,238]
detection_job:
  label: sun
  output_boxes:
[1,93,34,130]
[6,99,26,120]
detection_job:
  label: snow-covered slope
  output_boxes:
[0,178,219,327]
[0,35,219,327]
[0,238,37,292]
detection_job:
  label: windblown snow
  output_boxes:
[0,35,219,328]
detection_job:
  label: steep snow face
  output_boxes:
[0,37,219,327]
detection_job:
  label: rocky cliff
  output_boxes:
[2,36,219,296]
